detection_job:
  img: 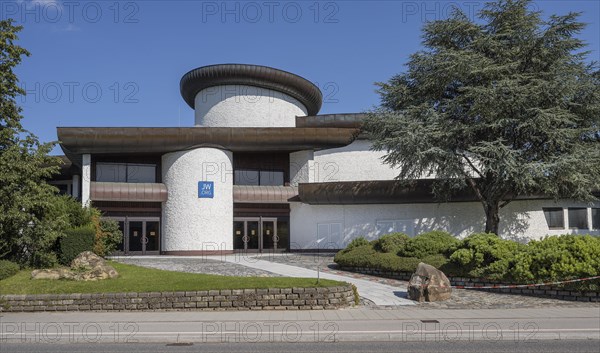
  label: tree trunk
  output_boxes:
[484,201,500,235]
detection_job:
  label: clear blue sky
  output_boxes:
[4,0,599,155]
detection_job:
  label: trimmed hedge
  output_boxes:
[59,226,96,265]
[334,245,421,272]
[335,232,600,290]
[372,233,410,253]
[0,260,20,281]
[399,230,459,258]
[449,233,525,280]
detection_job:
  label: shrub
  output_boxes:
[448,233,524,280]
[399,230,459,258]
[334,244,377,266]
[421,254,449,269]
[0,260,20,280]
[342,237,370,253]
[334,245,421,272]
[59,226,96,265]
[373,233,410,253]
[93,217,123,257]
[510,235,600,286]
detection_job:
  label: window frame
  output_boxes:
[542,207,565,230]
[95,162,157,183]
[567,207,588,230]
[234,168,285,186]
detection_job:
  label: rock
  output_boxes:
[31,252,118,281]
[71,251,106,269]
[31,269,62,280]
[407,262,452,302]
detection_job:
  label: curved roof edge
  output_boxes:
[180,64,323,115]
[58,127,359,164]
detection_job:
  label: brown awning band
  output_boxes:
[91,182,168,202]
[297,180,556,205]
[233,185,298,203]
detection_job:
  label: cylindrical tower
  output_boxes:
[161,147,233,254]
[180,64,322,127]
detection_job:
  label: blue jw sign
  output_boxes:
[198,181,214,198]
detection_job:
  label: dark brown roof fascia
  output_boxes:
[58,127,359,160]
[297,180,558,205]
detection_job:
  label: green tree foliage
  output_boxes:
[58,226,96,265]
[364,0,600,234]
[0,20,65,267]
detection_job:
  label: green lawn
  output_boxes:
[0,262,344,295]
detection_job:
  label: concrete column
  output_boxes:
[81,154,91,207]
[72,175,80,199]
[289,150,315,186]
[162,147,234,253]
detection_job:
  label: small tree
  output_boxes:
[365,0,600,234]
[0,20,65,267]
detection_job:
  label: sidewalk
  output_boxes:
[1,306,598,343]
[208,254,415,306]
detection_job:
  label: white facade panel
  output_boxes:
[290,200,599,249]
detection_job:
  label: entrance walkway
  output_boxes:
[206,254,415,306]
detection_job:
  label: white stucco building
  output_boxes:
[52,64,600,255]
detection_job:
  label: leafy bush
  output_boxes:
[0,260,20,280]
[373,233,410,253]
[510,235,600,285]
[334,244,377,266]
[342,237,370,253]
[58,226,95,265]
[399,230,459,258]
[421,254,449,269]
[93,217,123,257]
[448,233,524,280]
[334,245,421,272]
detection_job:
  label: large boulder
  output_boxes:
[31,252,118,281]
[407,262,452,302]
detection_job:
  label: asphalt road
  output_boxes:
[1,340,599,353]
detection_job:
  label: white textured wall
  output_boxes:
[194,85,307,127]
[313,140,404,182]
[162,147,233,252]
[289,150,315,186]
[289,200,599,249]
[81,154,91,207]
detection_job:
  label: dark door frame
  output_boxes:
[107,216,160,255]
[233,217,280,252]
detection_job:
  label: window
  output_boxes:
[568,208,588,229]
[317,223,342,249]
[96,163,156,183]
[376,220,415,236]
[593,209,600,230]
[234,169,284,186]
[543,208,564,229]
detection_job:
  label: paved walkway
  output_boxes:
[206,254,415,306]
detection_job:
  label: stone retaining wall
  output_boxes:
[0,285,355,312]
[338,267,600,302]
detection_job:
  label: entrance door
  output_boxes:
[107,217,160,255]
[233,217,278,252]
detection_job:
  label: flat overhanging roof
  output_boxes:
[58,127,359,163]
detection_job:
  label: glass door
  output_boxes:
[246,221,260,250]
[261,219,277,250]
[145,221,160,254]
[233,217,278,252]
[128,221,144,252]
